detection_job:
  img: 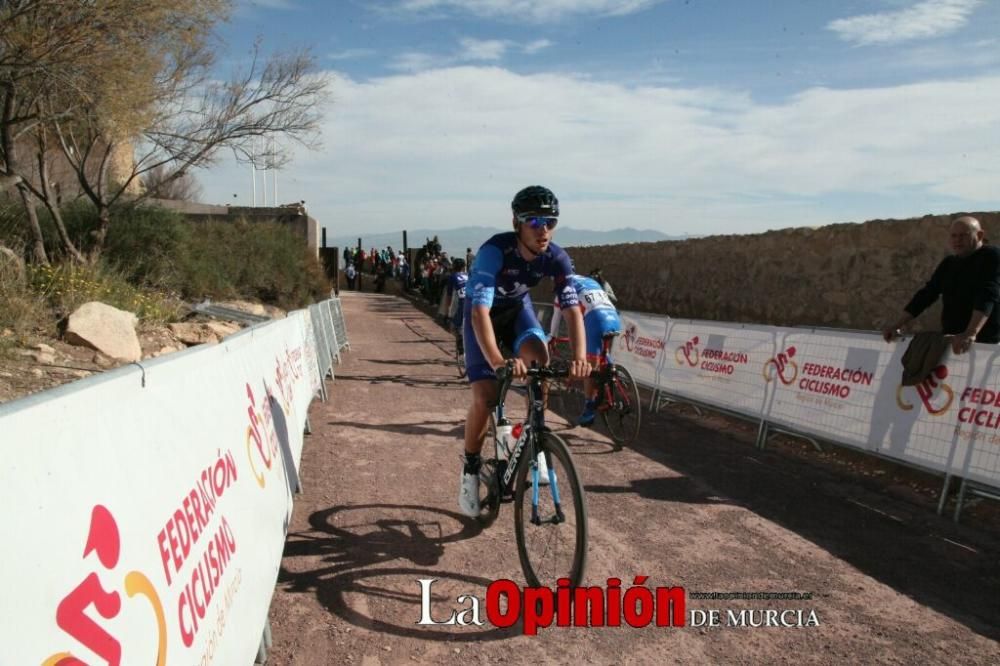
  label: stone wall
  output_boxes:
[547,212,1000,333]
[147,199,320,257]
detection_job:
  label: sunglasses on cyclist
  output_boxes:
[516,215,559,230]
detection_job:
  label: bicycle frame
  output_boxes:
[548,334,617,410]
[494,367,565,523]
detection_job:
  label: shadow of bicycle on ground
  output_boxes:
[278,504,519,641]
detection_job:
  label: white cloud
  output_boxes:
[394,0,664,22]
[328,48,377,61]
[200,66,1000,237]
[523,39,554,54]
[458,38,509,61]
[389,37,551,70]
[893,39,1000,70]
[828,0,982,46]
[389,51,444,71]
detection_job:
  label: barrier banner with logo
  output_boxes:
[0,313,318,665]
[659,319,783,417]
[612,311,671,390]
[608,311,1000,490]
[759,329,891,454]
[760,330,1000,488]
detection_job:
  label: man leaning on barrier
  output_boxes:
[882,216,1000,355]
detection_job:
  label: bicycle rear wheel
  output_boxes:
[601,365,642,449]
[477,414,501,527]
[514,430,587,588]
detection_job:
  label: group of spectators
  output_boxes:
[339,237,474,299]
[341,245,409,292]
[410,239,472,310]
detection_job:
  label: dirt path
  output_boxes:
[267,292,1000,665]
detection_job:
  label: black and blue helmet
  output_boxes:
[511,185,559,217]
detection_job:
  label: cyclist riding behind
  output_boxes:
[459,185,590,518]
[444,257,468,352]
[548,273,622,426]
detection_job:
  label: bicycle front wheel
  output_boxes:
[514,431,588,588]
[602,364,642,449]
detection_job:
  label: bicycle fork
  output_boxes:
[531,448,565,525]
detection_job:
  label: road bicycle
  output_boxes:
[548,334,642,450]
[476,361,588,588]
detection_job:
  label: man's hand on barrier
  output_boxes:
[951,332,975,355]
[881,326,902,343]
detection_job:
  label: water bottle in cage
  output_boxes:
[495,417,513,460]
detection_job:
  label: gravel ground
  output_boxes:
[266,291,1000,665]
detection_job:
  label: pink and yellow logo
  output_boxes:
[763,346,798,385]
[896,365,954,415]
[623,323,638,352]
[675,336,699,367]
[245,382,282,489]
[44,505,167,666]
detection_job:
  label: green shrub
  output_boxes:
[176,217,329,309]
[104,205,190,290]
[28,262,185,325]
[3,200,329,312]
[0,240,52,336]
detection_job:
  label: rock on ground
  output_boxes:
[64,302,141,362]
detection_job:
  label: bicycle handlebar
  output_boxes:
[495,361,571,382]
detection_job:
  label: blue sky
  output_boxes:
[199,0,1000,238]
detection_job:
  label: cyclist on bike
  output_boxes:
[458,185,591,517]
[548,274,622,426]
[444,257,468,352]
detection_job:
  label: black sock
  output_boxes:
[463,453,481,475]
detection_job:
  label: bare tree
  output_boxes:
[0,0,210,263]
[54,37,329,258]
[2,1,329,263]
[141,162,202,201]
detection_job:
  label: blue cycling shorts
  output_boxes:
[584,310,622,357]
[463,300,546,383]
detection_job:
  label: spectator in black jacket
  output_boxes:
[883,216,1000,354]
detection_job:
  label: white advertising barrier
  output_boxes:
[760,328,893,456]
[611,311,671,390]
[656,319,785,418]
[760,328,1000,489]
[0,310,319,666]
[300,308,323,398]
[612,310,1000,491]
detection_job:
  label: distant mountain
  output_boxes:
[325,225,682,258]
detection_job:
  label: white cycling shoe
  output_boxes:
[458,468,481,517]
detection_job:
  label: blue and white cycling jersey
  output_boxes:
[467,232,578,310]
[462,232,579,382]
[447,271,468,300]
[549,275,621,357]
[571,275,617,316]
[447,271,468,326]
